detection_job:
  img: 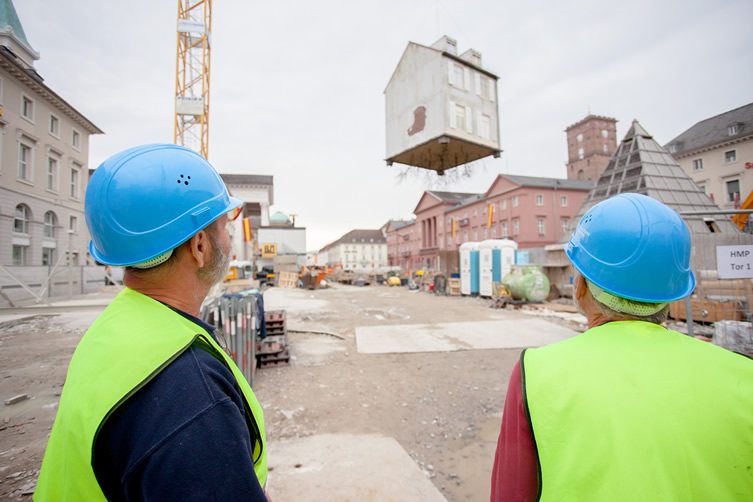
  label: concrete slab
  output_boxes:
[264,287,330,312]
[356,319,577,354]
[266,433,446,502]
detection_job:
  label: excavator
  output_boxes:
[732,190,753,231]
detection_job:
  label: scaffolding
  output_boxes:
[174,0,212,159]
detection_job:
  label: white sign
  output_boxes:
[716,245,753,279]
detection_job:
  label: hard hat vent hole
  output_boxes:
[177,174,190,186]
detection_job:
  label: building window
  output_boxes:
[601,129,608,138]
[501,221,508,238]
[14,204,30,234]
[69,215,79,233]
[43,211,57,238]
[693,159,703,171]
[21,95,34,121]
[455,104,467,131]
[463,230,468,242]
[479,114,491,139]
[70,164,81,199]
[491,226,496,238]
[12,245,28,265]
[512,219,520,235]
[578,147,584,160]
[602,144,608,154]
[42,247,55,266]
[501,199,507,210]
[725,150,737,163]
[726,179,741,203]
[473,229,478,241]
[728,125,738,136]
[561,217,569,234]
[560,195,568,207]
[537,218,546,235]
[18,142,32,181]
[576,133,583,143]
[72,130,81,150]
[483,227,488,239]
[448,62,464,88]
[669,144,677,153]
[49,114,60,137]
[535,194,544,206]
[47,156,59,191]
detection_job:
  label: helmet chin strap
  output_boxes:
[587,280,667,316]
[131,249,174,269]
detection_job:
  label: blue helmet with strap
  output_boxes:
[565,193,695,303]
[85,144,242,267]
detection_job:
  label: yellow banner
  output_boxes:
[452,218,456,238]
[488,204,494,228]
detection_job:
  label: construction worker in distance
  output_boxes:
[491,193,753,501]
[35,145,268,501]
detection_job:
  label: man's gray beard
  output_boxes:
[200,230,231,286]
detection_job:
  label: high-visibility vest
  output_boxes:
[35,288,267,501]
[523,320,753,501]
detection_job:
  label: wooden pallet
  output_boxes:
[448,278,461,296]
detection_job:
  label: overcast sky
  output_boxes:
[15,0,753,250]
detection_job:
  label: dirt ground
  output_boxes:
[0,284,582,501]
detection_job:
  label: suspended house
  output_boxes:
[546,120,753,299]
[384,36,501,175]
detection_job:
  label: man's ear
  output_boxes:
[189,229,211,269]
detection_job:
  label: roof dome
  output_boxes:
[270,211,291,225]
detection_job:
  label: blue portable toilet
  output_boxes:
[460,242,480,295]
[479,239,518,297]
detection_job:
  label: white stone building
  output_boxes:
[319,229,388,271]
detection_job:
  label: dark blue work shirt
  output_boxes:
[92,307,266,501]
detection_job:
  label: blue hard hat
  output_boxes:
[85,144,242,266]
[565,193,695,303]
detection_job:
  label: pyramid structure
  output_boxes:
[572,119,737,234]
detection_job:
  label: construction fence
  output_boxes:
[0,264,121,307]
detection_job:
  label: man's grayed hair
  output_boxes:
[591,295,670,325]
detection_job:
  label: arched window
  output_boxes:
[14,204,31,234]
[44,211,58,238]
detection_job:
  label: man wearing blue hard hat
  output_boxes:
[490,193,753,501]
[36,145,268,501]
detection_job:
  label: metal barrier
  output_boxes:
[675,210,753,356]
[200,291,260,386]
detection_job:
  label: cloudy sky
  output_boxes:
[15,0,753,250]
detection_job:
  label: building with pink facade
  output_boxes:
[385,175,592,274]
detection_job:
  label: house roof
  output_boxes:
[427,190,479,203]
[0,46,102,134]
[665,102,753,156]
[571,119,737,235]
[501,174,594,191]
[320,229,386,252]
[220,174,273,186]
[0,0,34,54]
[384,219,415,231]
[564,114,618,132]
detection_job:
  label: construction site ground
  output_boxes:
[0,283,584,501]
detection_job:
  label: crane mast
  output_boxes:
[174,0,212,159]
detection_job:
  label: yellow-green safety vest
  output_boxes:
[35,288,267,501]
[523,320,753,501]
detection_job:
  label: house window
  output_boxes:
[561,217,570,234]
[512,218,520,235]
[537,218,546,235]
[669,144,677,153]
[576,133,583,143]
[21,95,34,121]
[501,199,507,210]
[693,159,703,171]
[578,147,584,160]
[601,129,608,138]
[70,164,81,199]
[69,215,78,233]
[12,245,28,265]
[72,130,80,150]
[455,104,467,131]
[42,247,55,266]
[602,144,608,154]
[449,63,464,87]
[726,179,741,203]
[473,229,478,241]
[483,227,488,239]
[49,114,60,136]
[43,211,57,238]
[463,230,468,242]
[47,156,59,191]
[535,194,544,206]
[725,150,737,163]
[14,204,30,233]
[18,142,32,181]
[728,125,738,136]
[560,195,568,207]
[501,221,508,238]
[512,195,519,207]
[491,226,497,238]
[479,114,491,139]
